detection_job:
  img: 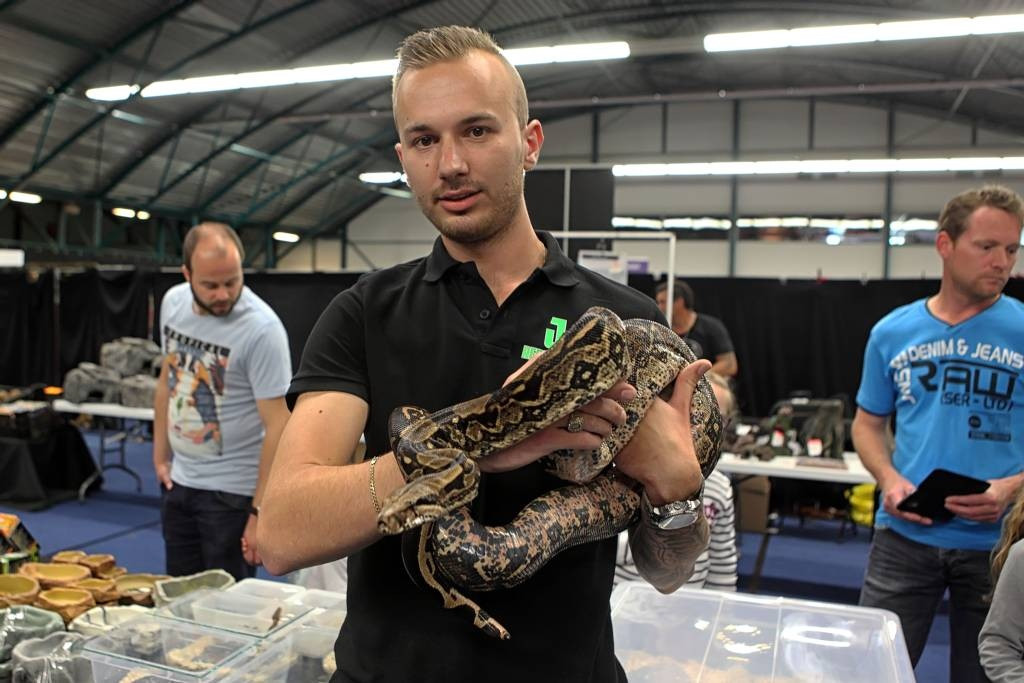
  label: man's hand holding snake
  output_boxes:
[614,359,710,505]
[479,369,637,474]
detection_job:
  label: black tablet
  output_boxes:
[896,468,990,522]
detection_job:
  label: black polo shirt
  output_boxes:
[289,230,664,683]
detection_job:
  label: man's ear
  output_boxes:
[522,119,544,171]
[935,230,953,259]
[181,264,190,283]
[394,141,404,166]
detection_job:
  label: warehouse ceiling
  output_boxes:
[2,0,1024,258]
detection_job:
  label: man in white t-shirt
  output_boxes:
[153,222,291,580]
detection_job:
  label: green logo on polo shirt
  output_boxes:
[521,316,567,359]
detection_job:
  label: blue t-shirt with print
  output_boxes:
[857,295,1024,551]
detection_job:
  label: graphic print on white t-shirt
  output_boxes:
[164,325,230,456]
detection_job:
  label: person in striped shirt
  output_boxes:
[615,372,738,590]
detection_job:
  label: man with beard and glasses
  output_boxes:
[259,26,710,682]
[154,222,291,580]
[854,185,1024,681]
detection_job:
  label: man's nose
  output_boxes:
[439,138,468,178]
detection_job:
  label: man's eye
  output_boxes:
[469,127,486,137]
[413,136,435,148]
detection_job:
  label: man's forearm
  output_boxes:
[259,451,405,574]
[251,415,287,507]
[152,379,171,466]
[852,419,897,486]
[627,513,710,593]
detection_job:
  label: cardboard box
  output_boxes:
[736,476,772,533]
[0,512,39,555]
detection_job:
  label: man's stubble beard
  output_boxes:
[189,282,240,317]
[420,171,524,246]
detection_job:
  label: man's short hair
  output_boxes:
[182,222,245,271]
[654,278,695,310]
[938,184,1024,241]
[392,25,529,128]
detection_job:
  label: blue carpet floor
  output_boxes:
[6,429,959,681]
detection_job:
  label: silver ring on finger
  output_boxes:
[566,412,585,433]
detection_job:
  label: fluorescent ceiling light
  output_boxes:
[272,231,300,243]
[0,190,5,200]
[136,210,151,220]
[612,156,1024,177]
[8,191,42,204]
[504,41,629,66]
[111,207,135,218]
[891,218,938,231]
[662,217,731,229]
[86,41,630,102]
[825,234,843,246]
[889,235,907,246]
[705,13,1024,52]
[359,171,405,184]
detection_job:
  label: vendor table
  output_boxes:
[0,423,99,510]
[52,400,153,501]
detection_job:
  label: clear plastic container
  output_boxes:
[219,625,336,683]
[284,588,345,612]
[81,614,256,681]
[155,588,309,638]
[610,583,915,683]
[224,578,305,603]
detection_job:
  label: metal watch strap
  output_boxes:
[643,479,704,530]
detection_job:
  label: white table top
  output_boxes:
[717,451,874,485]
[52,399,154,421]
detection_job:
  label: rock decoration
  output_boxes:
[0,575,38,608]
[153,569,235,607]
[69,578,119,604]
[34,588,95,623]
[18,563,90,589]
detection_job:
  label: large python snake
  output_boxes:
[378,306,723,639]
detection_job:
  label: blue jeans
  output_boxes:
[859,528,991,682]
[161,482,256,581]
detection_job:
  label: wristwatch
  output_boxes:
[643,480,704,530]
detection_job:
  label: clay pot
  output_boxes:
[18,562,91,588]
[0,574,39,606]
[50,550,86,565]
[80,553,116,577]
[70,577,119,604]
[34,587,96,623]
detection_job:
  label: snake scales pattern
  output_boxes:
[379,306,723,639]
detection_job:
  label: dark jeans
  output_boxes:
[859,527,991,682]
[161,482,256,581]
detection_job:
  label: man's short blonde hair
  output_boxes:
[938,184,1024,241]
[392,25,529,127]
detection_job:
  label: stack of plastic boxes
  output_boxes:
[611,583,915,683]
[78,579,346,682]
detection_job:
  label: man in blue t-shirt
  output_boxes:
[853,185,1024,682]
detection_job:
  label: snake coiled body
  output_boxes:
[379,306,723,639]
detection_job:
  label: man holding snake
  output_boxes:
[260,25,711,682]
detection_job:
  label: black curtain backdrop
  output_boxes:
[3,267,1022,417]
[150,271,362,372]
[58,269,153,380]
[0,270,54,386]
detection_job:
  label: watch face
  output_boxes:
[654,508,700,530]
[650,499,701,530]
